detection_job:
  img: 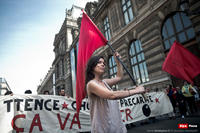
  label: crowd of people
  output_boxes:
[4,81,200,116]
[4,88,70,97]
[166,81,200,119]
[3,80,200,132]
[2,50,199,133]
[4,81,200,119]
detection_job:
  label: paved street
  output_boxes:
[127,114,200,133]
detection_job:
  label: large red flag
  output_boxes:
[76,11,107,113]
[162,41,200,83]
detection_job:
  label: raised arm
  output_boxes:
[87,80,144,100]
[104,52,123,86]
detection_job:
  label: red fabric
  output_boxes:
[162,41,200,83]
[76,11,107,114]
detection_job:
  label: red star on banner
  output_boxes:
[62,102,68,110]
[155,98,160,103]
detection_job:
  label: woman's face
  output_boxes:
[93,58,105,74]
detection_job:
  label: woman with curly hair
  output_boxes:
[85,52,145,133]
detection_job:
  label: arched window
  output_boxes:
[129,40,149,84]
[108,56,118,90]
[162,12,195,50]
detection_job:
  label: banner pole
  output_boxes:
[107,42,136,84]
[107,42,147,99]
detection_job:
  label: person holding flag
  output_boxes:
[85,53,145,133]
[76,10,144,133]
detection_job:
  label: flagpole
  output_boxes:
[107,42,147,99]
[107,42,136,85]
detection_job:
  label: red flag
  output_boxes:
[162,41,200,83]
[76,11,107,113]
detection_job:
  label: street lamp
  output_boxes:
[178,0,200,16]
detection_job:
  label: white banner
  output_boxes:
[0,92,173,133]
[119,92,173,124]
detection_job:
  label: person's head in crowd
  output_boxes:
[4,90,13,96]
[24,89,32,94]
[59,88,65,96]
[145,88,150,93]
[167,84,172,90]
[43,90,49,95]
[176,86,181,92]
[183,81,189,85]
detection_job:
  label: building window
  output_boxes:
[61,59,65,76]
[56,63,59,78]
[70,48,76,96]
[103,16,111,40]
[121,0,134,25]
[162,12,195,50]
[108,56,118,90]
[70,42,78,98]
[129,40,149,84]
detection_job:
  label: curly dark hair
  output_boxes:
[85,55,104,87]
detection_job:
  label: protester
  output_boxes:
[182,81,198,114]
[85,52,145,133]
[43,90,50,95]
[24,90,32,94]
[192,84,200,102]
[4,90,13,96]
[175,87,187,118]
[166,84,177,117]
[59,88,66,96]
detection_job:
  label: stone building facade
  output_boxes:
[52,5,82,96]
[37,5,82,96]
[38,0,200,97]
[71,0,200,93]
[37,67,54,94]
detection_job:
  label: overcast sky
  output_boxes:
[0,0,97,94]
